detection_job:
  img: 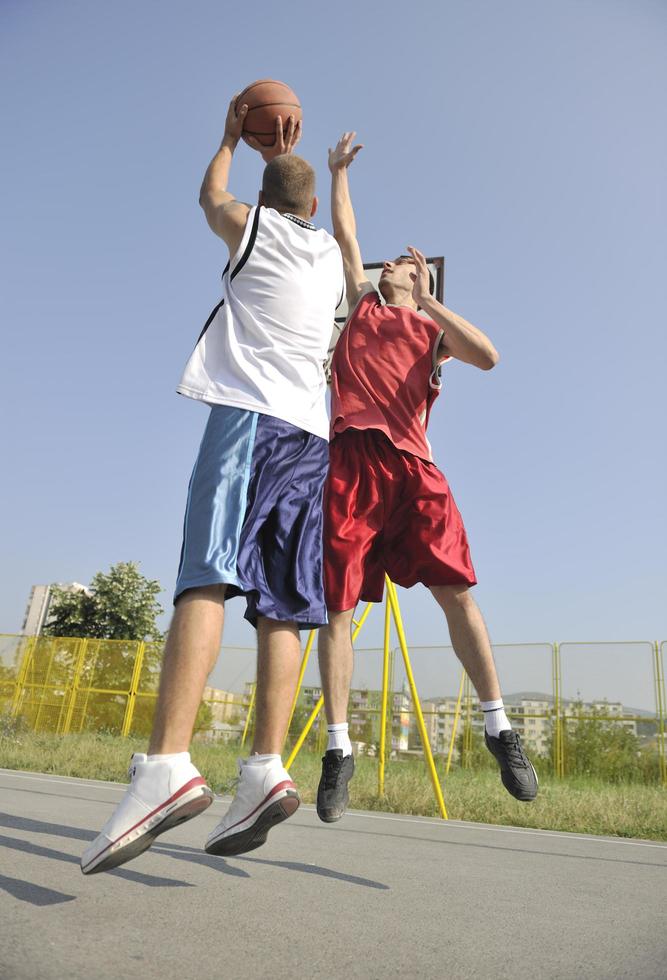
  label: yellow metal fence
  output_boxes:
[1,633,665,784]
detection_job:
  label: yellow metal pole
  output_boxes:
[285,602,374,771]
[120,641,146,738]
[286,629,316,737]
[462,673,473,767]
[654,641,666,786]
[445,668,466,777]
[33,638,57,733]
[75,640,101,733]
[378,595,392,797]
[285,695,323,768]
[553,642,564,777]
[240,682,256,748]
[386,578,448,820]
[351,602,374,637]
[61,638,89,735]
[11,635,35,719]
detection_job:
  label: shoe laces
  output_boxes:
[322,753,345,790]
[503,732,529,768]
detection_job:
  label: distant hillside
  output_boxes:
[422,691,656,717]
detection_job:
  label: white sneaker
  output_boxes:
[81,753,213,875]
[205,759,299,857]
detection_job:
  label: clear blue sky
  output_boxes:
[1,0,665,702]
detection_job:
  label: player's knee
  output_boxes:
[431,583,473,613]
[325,608,356,636]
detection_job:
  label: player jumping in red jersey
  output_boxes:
[315,133,538,821]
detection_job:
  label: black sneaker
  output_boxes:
[484,730,538,801]
[317,749,355,823]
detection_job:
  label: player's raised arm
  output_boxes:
[199,95,252,254]
[328,133,374,310]
[407,246,500,371]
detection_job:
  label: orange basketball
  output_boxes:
[235,79,302,148]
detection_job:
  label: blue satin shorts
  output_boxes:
[174,405,329,629]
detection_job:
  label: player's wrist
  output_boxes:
[220,135,238,153]
[418,292,438,313]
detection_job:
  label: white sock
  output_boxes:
[146,752,190,764]
[481,699,512,737]
[245,753,282,766]
[327,722,352,757]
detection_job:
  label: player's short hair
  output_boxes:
[262,155,315,216]
[400,254,435,294]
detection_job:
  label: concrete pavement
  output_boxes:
[1,768,666,979]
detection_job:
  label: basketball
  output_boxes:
[235,79,302,148]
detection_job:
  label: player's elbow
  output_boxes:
[480,348,500,370]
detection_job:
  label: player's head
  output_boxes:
[259,154,318,220]
[378,255,434,305]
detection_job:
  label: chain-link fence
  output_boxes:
[1,633,665,784]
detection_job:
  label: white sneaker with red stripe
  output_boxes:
[205,758,299,857]
[81,753,213,875]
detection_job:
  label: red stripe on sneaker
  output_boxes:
[92,776,208,862]
[222,779,297,834]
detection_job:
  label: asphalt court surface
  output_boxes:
[1,769,666,979]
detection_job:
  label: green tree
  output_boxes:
[561,701,658,783]
[44,561,164,641]
[42,562,166,736]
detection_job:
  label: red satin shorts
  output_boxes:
[323,428,477,611]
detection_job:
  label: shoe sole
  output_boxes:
[316,788,350,823]
[317,807,346,824]
[81,783,214,875]
[205,790,300,857]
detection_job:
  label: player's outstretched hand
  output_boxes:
[223,94,248,148]
[328,132,363,173]
[245,114,302,162]
[407,246,431,306]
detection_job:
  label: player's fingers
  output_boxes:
[407,245,426,267]
[286,114,295,143]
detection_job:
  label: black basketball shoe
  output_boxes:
[484,730,538,801]
[317,749,355,823]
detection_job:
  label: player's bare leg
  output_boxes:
[429,584,500,701]
[316,608,356,822]
[251,617,303,753]
[205,616,302,856]
[318,608,355,725]
[149,584,227,754]
[81,586,224,874]
[430,583,538,801]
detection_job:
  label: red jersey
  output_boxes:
[330,291,449,462]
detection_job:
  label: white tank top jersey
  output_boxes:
[177,206,345,440]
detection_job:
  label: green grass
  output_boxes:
[1,730,665,842]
